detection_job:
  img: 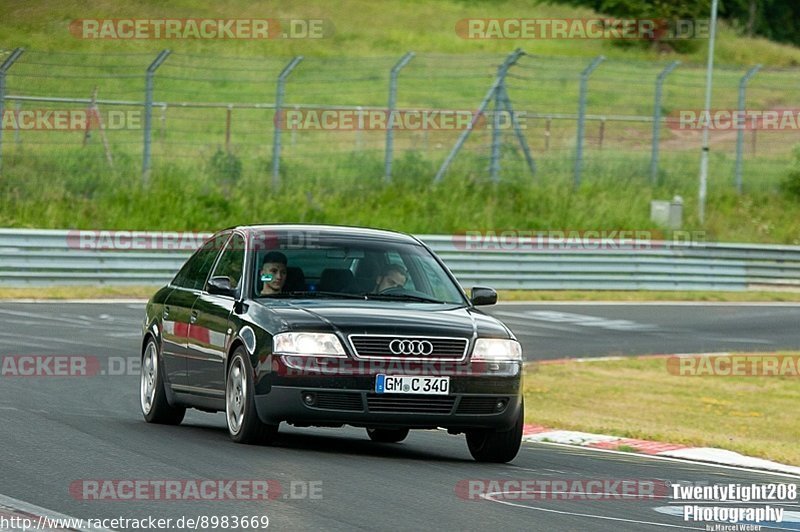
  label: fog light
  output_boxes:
[495,399,507,411]
[302,393,316,406]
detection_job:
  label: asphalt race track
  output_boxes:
[483,302,800,360]
[0,301,798,531]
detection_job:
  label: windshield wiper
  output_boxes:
[365,293,445,304]
[265,291,367,299]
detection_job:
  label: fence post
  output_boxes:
[544,117,551,151]
[489,76,504,182]
[272,56,303,188]
[574,55,604,188]
[225,104,232,154]
[649,60,680,185]
[498,85,536,178]
[159,103,167,144]
[385,52,414,182]
[142,49,170,186]
[434,48,524,183]
[735,64,761,194]
[0,47,24,176]
[13,101,21,146]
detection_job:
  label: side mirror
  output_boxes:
[471,286,497,306]
[208,276,236,297]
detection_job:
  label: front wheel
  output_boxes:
[366,428,410,443]
[465,400,524,463]
[226,348,278,445]
[140,338,185,425]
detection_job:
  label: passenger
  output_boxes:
[260,251,288,295]
[374,264,408,293]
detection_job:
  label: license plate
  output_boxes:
[375,375,450,395]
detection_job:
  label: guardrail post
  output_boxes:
[385,52,414,183]
[574,55,604,189]
[0,48,24,176]
[435,48,524,183]
[142,49,170,186]
[272,56,303,189]
[649,60,680,185]
[735,64,761,194]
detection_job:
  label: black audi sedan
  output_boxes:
[140,224,524,462]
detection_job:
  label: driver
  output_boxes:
[260,251,288,295]
[374,264,407,293]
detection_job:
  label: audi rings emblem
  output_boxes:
[389,339,434,356]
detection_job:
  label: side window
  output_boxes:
[172,233,228,290]
[210,234,245,290]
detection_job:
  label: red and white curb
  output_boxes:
[522,424,800,476]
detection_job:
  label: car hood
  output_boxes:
[252,300,513,339]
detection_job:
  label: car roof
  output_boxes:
[227,224,421,245]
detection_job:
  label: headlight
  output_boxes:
[273,332,347,358]
[471,338,522,362]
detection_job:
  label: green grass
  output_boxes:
[3,146,800,244]
[3,0,800,64]
[498,290,800,302]
[2,0,800,241]
[524,354,800,465]
[3,286,800,301]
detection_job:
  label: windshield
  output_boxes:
[250,230,467,304]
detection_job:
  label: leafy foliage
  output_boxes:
[780,145,800,200]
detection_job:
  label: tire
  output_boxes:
[366,428,410,443]
[226,347,279,445]
[140,337,186,425]
[465,400,524,463]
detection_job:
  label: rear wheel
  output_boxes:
[466,400,523,463]
[140,338,185,425]
[366,428,410,443]
[226,347,278,444]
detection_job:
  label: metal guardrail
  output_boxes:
[1,229,800,291]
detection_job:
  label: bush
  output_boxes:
[207,148,242,191]
[780,145,800,200]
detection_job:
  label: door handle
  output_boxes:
[163,306,170,319]
[190,311,198,324]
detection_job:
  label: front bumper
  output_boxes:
[253,355,523,430]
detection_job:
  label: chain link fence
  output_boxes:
[1,47,799,191]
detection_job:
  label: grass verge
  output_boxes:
[0,286,156,300]
[497,290,800,302]
[523,354,800,466]
[2,286,800,302]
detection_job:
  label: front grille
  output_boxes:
[349,335,468,360]
[366,394,456,414]
[310,391,363,412]
[456,396,508,415]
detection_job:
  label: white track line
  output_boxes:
[0,492,114,531]
[524,441,800,480]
